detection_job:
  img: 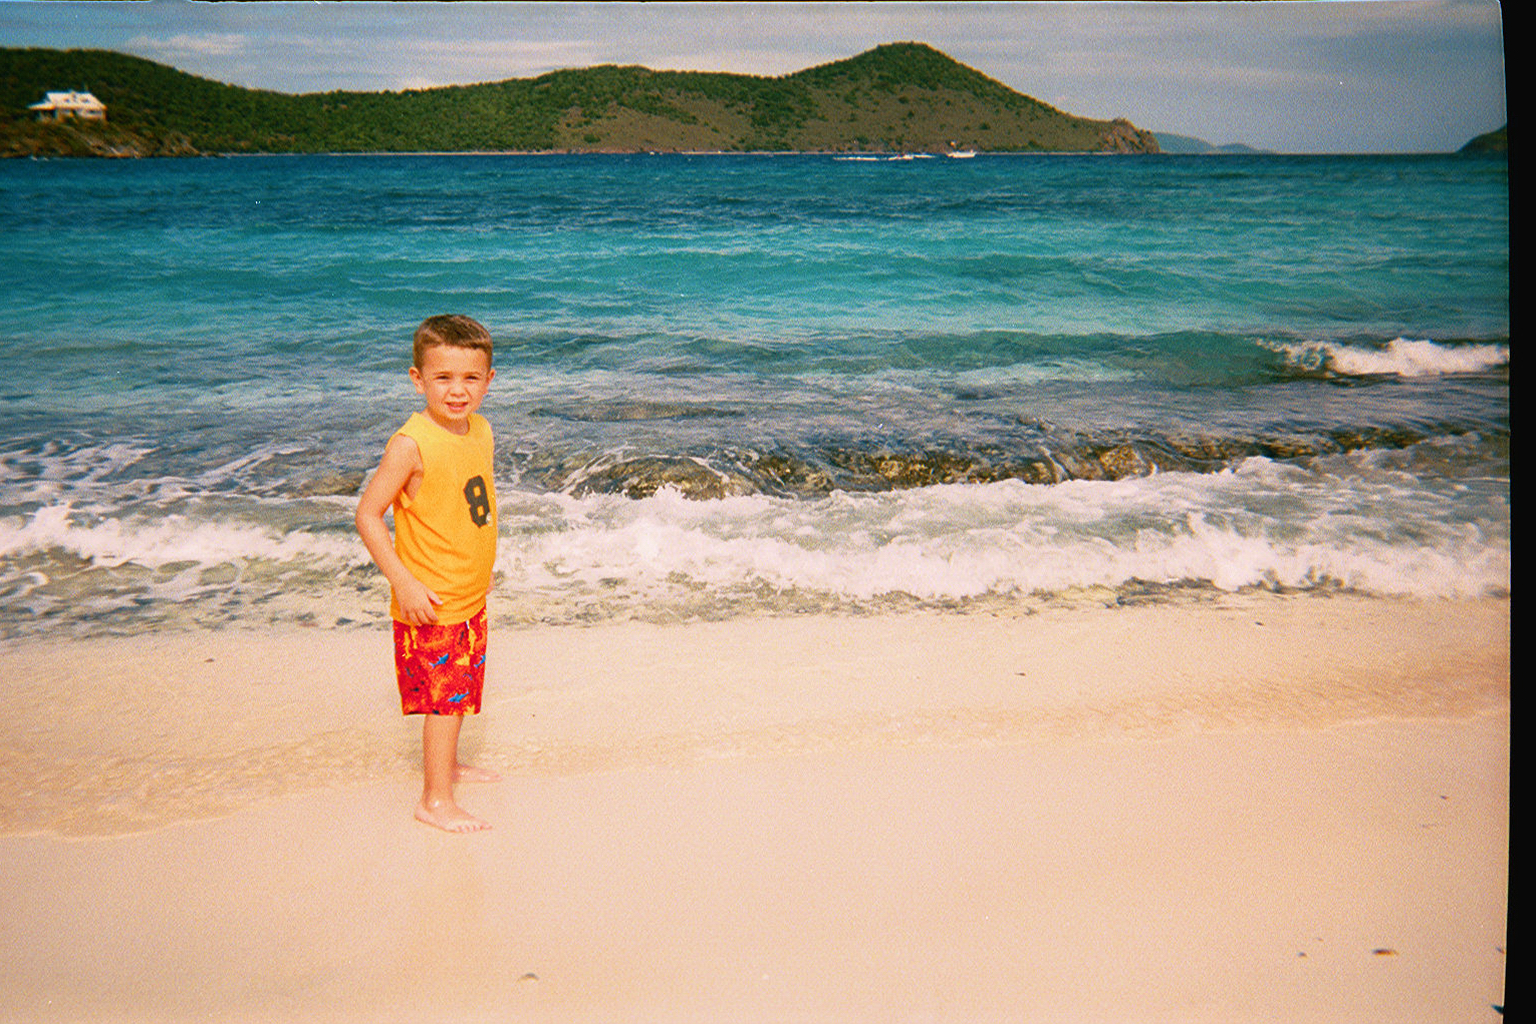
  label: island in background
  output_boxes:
[1459,122,1507,155]
[1,41,1160,158]
[1153,131,1272,155]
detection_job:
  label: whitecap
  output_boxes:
[1268,337,1508,378]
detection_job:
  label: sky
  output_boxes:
[1,0,1508,153]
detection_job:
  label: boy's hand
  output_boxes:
[395,580,443,625]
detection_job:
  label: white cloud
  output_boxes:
[125,32,247,58]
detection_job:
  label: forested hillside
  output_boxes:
[2,42,1159,156]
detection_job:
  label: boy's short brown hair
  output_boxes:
[413,314,493,368]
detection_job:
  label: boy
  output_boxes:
[356,314,501,833]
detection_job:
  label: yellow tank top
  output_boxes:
[390,412,498,624]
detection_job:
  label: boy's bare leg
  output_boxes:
[451,719,500,781]
[415,714,491,833]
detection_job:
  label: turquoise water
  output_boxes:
[0,153,1509,636]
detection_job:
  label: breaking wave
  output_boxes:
[1266,337,1509,378]
[1,438,1510,638]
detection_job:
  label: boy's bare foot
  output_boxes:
[453,763,502,783]
[415,797,491,833]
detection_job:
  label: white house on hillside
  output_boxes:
[29,91,108,122]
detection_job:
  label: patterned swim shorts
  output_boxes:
[393,609,487,715]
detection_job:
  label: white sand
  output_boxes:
[0,594,1509,1022]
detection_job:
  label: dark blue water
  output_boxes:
[0,153,1510,635]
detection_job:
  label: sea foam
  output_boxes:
[1270,337,1509,378]
[496,457,1509,614]
[0,504,359,569]
[0,447,1509,639]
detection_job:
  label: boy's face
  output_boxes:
[409,344,495,432]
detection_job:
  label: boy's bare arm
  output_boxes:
[355,434,443,625]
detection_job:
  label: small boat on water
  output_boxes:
[946,149,977,159]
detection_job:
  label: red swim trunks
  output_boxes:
[393,609,487,715]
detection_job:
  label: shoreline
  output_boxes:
[0,592,1508,839]
[6,148,1143,160]
[1,594,1508,1021]
[8,147,1498,161]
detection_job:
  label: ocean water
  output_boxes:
[0,153,1509,638]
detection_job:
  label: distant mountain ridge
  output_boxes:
[1,42,1160,157]
[1153,132,1270,155]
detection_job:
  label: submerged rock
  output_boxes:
[1327,425,1426,453]
[750,452,835,497]
[506,419,1459,503]
[568,456,755,500]
[822,449,1010,489]
[529,400,733,422]
[291,471,366,497]
[1091,443,1156,479]
[1160,434,1265,465]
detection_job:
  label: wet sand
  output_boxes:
[0,594,1509,1022]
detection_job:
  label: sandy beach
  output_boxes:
[0,593,1508,1023]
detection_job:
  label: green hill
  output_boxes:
[1458,123,1506,155]
[2,42,1159,157]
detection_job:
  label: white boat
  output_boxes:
[946,149,977,159]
